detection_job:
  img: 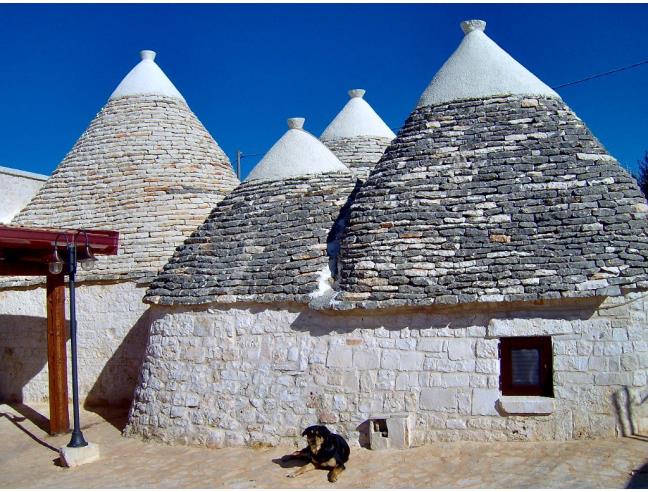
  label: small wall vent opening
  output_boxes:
[372,418,388,437]
[368,414,414,450]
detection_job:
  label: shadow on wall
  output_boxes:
[289,301,600,337]
[613,386,648,439]
[84,307,160,430]
[0,315,52,403]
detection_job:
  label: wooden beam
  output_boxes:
[46,274,69,435]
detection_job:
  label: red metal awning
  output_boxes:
[0,225,119,276]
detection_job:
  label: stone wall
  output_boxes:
[0,281,152,406]
[125,293,648,448]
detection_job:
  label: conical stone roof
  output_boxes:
[145,118,356,305]
[320,89,396,179]
[12,50,239,282]
[332,20,648,310]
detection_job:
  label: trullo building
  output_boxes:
[126,118,357,445]
[320,89,395,179]
[126,20,648,448]
[0,50,238,407]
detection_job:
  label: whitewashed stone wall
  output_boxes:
[0,166,47,223]
[0,281,152,406]
[126,293,648,447]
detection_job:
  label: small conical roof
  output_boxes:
[110,50,185,101]
[417,20,559,108]
[320,89,396,179]
[320,89,395,140]
[245,118,347,181]
[12,50,239,282]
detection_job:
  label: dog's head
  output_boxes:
[302,425,330,453]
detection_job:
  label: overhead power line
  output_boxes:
[553,60,648,89]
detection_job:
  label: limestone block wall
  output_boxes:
[0,281,152,406]
[126,293,648,448]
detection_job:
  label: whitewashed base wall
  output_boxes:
[0,281,151,406]
[125,293,648,448]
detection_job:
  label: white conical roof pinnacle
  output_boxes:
[109,50,186,102]
[245,118,348,182]
[320,89,396,140]
[416,20,560,108]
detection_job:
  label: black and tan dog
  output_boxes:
[285,425,350,482]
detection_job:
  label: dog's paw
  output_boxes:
[286,472,297,479]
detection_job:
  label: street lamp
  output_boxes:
[47,230,97,448]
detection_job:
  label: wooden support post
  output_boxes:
[46,274,69,435]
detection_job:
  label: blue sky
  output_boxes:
[0,3,646,179]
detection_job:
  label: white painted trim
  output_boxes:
[0,165,48,181]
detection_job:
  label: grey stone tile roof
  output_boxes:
[331,95,648,310]
[145,171,357,305]
[321,135,394,179]
[10,95,239,283]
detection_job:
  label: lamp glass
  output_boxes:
[48,260,64,275]
[79,257,97,270]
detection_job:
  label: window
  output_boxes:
[499,336,553,397]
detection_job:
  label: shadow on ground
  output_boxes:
[0,404,58,452]
[272,451,309,469]
[627,461,648,488]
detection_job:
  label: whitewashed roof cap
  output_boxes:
[245,118,348,182]
[417,20,560,108]
[109,50,186,102]
[320,89,396,140]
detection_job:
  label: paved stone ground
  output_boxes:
[1,403,647,488]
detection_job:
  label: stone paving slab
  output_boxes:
[1,403,647,488]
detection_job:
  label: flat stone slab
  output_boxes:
[60,442,100,467]
[497,396,554,415]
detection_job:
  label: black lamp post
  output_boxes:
[65,238,87,448]
[49,231,97,448]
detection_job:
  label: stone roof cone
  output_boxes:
[332,20,648,310]
[12,50,239,281]
[320,89,396,179]
[145,118,356,305]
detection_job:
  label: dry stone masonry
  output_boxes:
[322,136,395,179]
[145,171,357,305]
[334,95,648,309]
[12,94,239,283]
[125,293,648,447]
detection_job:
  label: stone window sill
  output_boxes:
[497,396,554,415]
